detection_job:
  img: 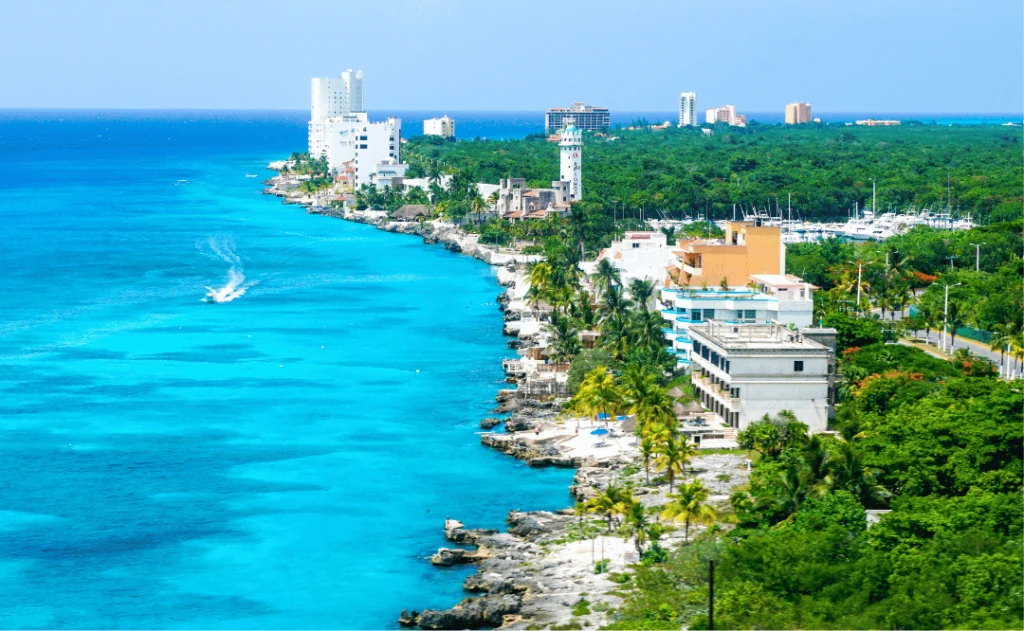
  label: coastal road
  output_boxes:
[872,307,1021,379]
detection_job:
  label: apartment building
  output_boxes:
[689,322,836,433]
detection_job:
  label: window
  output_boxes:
[744,309,756,319]
[692,309,702,321]
[704,309,715,320]
[794,360,804,372]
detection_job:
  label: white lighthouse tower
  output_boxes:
[559,119,583,201]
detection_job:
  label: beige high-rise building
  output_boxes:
[785,102,812,124]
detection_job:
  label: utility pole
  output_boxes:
[708,559,716,631]
[941,282,962,353]
[970,243,984,271]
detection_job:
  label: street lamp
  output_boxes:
[969,243,985,272]
[940,282,962,353]
[945,255,958,270]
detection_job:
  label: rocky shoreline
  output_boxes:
[262,170,748,630]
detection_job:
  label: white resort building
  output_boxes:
[583,231,678,289]
[689,322,836,433]
[423,115,456,139]
[307,70,406,188]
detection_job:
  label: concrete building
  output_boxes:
[545,103,610,133]
[495,178,571,220]
[660,273,816,367]
[313,112,402,188]
[309,70,364,156]
[668,221,786,289]
[785,102,812,124]
[705,105,746,127]
[689,322,835,433]
[310,69,363,122]
[423,115,456,139]
[583,231,677,291]
[679,92,698,127]
[559,122,583,201]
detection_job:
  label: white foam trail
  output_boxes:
[202,237,254,303]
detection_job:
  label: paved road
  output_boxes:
[871,307,1021,379]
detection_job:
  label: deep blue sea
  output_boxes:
[0,110,575,629]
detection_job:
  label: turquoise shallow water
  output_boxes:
[0,111,572,629]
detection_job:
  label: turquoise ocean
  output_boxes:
[0,110,572,629]
[0,108,1018,628]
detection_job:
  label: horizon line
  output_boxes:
[0,106,1021,116]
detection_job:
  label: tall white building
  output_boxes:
[423,115,456,138]
[678,92,697,127]
[310,70,363,121]
[309,69,364,156]
[559,122,583,201]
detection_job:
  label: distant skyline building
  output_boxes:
[545,103,609,133]
[678,92,697,127]
[705,105,746,127]
[559,121,583,201]
[856,118,901,126]
[423,115,455,138]
[785,102,812,124]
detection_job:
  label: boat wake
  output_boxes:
[200,237,256,303]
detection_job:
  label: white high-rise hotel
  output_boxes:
[559,121,582,201]
[678,92,697,127]
[307,70,402,188]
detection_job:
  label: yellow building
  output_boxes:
[667,222,785,288]
[785,102,812,124]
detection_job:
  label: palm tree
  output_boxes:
[602,284,633,317]
[638,434,657,483]
[600,312,632,360]
[758,460,811,523]
[654,435,698,492]
[632,309,668,353]
[825,441,890,505]
[661,479,717,542]
[487,190,499,209]
[587,485,631,532]
[946,301,966,351]
[546,313,582,363]
[593,259,621,298]
[990,322,1016,378]
[574,367,623,426]
[470,195,487,224]
[628,278,656,311]
[621,499,651,554]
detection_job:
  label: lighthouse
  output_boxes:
[559,120,582,201]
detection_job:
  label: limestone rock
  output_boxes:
[415,594,522,630]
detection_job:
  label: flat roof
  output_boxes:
[690,322,829,352]
[750,273,816,288]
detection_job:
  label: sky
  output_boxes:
[1,0,1021,113]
